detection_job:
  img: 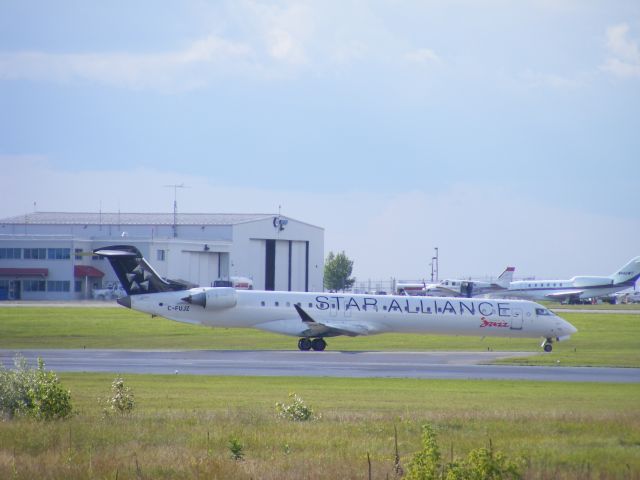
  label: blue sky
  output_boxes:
[1,1,639,281]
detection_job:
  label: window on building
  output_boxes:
[157,250,166,261]
[74,281,82,293]
[48,248,71,260]
[75,248,83,260]
[23,280,46,291]
[0,248,21,259]
[47,280,70,292]
[24,248,46,260]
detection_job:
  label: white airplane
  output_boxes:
[503,256,640,303]
[423,266,515,298]
[94,245,577,353]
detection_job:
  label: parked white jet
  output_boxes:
[503,256,640,303]
[396,268,514,297]
[424,267,515,298]
[95,245,577,352]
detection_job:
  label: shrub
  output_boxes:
[275,393,316,421]
[102,376,135,416]
[445,441,522,480]
[228,437,245,461]
[405,424,523,480]
[406,424,441,480]
[0,355,72,420]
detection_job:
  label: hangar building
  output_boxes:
[0,212,324,300]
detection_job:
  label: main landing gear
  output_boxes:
[298,338,327,351]
[542,338,553,352]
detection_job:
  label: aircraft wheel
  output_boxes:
[298,338,312,351]
[543,343,553,353]
[311,338,326,351]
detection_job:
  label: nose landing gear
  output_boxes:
[541,338,553,352]
[298,337,327,351]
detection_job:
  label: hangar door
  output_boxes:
[257,239,309,291]
[186,251,219,287]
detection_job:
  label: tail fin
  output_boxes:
[93,245,190,295]
[496,266,515,287]
[610,256,640,286]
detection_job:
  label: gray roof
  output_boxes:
[0,212,281,226]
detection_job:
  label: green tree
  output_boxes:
[323,251,355,291]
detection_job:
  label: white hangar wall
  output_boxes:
[231,217,324,293]
[0,212,324,300]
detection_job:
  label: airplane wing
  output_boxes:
[425,286,461,297]
[294,304,375,337]
[545,290,585,300]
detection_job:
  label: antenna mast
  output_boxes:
[164,184,189,238]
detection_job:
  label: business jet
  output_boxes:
[94,245,577,352]
[502,256,640,303]
[423,267,515,298]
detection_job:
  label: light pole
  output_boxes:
[434,247,439,282]
[163,184,189,238]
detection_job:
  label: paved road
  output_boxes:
[1,349,638,383]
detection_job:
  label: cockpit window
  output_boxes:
[536,308,552,316]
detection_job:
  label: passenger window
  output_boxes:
[275,302,279,307]
[261,301,265,306]
[308,303,313,308]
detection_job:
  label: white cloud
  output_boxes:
[601,23,640,79]
[0,2,449,90]
[520,69,583,89]
[0,35,253,92]
[404,48,441,65]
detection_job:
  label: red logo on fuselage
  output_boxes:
[479,317,509,328]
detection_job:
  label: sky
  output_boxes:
[1,1,639,282]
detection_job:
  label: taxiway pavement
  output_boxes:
[1,349,638,383]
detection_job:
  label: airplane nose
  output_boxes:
[563,319,578,334]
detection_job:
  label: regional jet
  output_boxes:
[502,256,640,303]
[94,245,576,352]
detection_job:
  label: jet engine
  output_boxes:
[182,287,237,310]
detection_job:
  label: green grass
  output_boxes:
[1,307,639,367]
[1,373,638,479]
[1,307,639,478]
[548,302,640,311]
[493,313,640,367]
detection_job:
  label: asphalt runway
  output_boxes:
[1,349,638,383]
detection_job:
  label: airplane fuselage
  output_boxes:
[124,288,576,341]
[507,276,621,301]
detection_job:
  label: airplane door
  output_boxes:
[510,308,523,330]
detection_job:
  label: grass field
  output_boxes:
[0,307,639,478]
[0,307,639,367]
[1,373,639,479]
